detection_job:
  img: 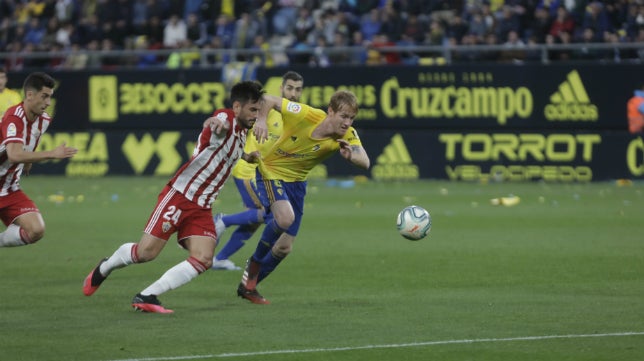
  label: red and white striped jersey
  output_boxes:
[170,109,247,208]
[0,103,51,196]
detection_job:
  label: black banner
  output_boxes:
[33,129,644,182]
[6,64,638,131]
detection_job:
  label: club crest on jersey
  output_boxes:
[162,221,172,233]
[7,123,16,137]
[286,102,301,113]
[216,112,229,122]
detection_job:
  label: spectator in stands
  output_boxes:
[328,30,351,64]
[360,8,381,41]
[528,7,552,43]
[186,12,207,47]
[272,0,299,36]
[163,13,187,48]
[379,3,404,42]
[76,14,102,46]
[627,82,644,134]
[499,29,527,62]
[447,14,469,44]
[402,13,427,44]
[23,17,45,46]
[231,12,259,49]
[370,33,401,64]
[496,5,521,42]
[84,39,102,69]
[132,0,149,34]
[0,67,22,118]
[62,42,88,69]
[294,6,315,40]
[143,15,164,48]
[549,5,575,40]
[208,14,235,48]
[582,1,612,42]
[480,32,500,62]
[202,35,231,65]
[573,27,600,60]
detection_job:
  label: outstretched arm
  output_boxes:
[337,140,370,169]
[6,142,77,164]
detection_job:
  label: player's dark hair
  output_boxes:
[282,71,303,85]
[230,80,265,105]
[329,90,358,114]
[23,72,55,93]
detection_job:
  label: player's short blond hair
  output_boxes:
[329,90,358,114]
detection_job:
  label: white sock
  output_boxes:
[99,243,137,276]
[140,259,202,296]
[0,224,26,247]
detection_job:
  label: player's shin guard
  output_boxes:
[257,251,284,284]
[140,257,206,296]
[252,218,285,260]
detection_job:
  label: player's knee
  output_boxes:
[24,225,45,244]
[274,214,294,230]
[201,257,213,269]
[134,244,160,262]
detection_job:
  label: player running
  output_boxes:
[211,71,304,271]
[213,89,370,304]
[82,81,264,313]
[0,72,77,248]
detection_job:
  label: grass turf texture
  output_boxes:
[0,176,643,361]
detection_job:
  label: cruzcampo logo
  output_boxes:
[371,134,419,180]
[544,70,598,122]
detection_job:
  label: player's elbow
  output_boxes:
[6,152,24,164]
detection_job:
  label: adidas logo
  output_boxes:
[371,134,419,180]
[544,70,598,121]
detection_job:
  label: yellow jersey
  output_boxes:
[258,99,362,181]
[231,108,284,179]
[0,88,22,118]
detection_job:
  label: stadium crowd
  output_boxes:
[0,0,643,70]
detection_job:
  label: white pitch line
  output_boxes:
[107,331,644,361]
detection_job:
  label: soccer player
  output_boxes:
[217,89,370,304]
[0,67,22,118]
[82,81,265,313]
[0,72,78,248]
[211,71,304,271]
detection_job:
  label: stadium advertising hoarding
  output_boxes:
[10,64,641,180]
[8,63,636,131]
[35,130,644,182]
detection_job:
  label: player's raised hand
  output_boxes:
[203,116,230,135]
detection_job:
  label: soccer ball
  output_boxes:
[396,205,431,240]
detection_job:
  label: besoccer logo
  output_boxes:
[371,134,419,180]
[544,70,598,121]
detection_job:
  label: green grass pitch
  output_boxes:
[1,176,643,361]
